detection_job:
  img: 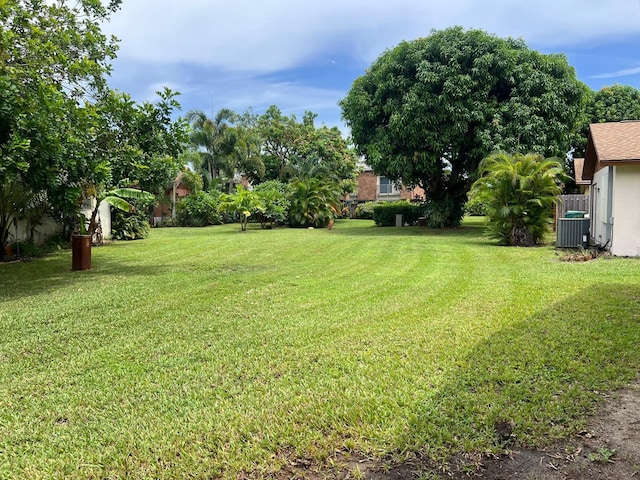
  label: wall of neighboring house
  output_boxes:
[590,166,612,250]
[10,216,63,246]
[611,165,640,257]
[355,171,425,202]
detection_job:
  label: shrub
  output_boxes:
[254,181,291,228]
[372,201,425,226]
[111,210,151,240]
[111,197,154,240]
[422,197,465,228]
[464,193,488,216]
[288,178,341,228]
[176,191,223,227]
[354,201,375,219]
[470,152,566,246]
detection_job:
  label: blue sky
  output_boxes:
[104,0,640,132]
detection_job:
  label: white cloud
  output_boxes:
[104,0,640,73]
[591,65,640,79]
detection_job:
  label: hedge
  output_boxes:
[372,201,425,226]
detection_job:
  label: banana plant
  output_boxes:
[82,186,154,237]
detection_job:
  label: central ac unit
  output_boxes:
[557,218,589,248]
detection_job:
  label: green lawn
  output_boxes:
[1,218,639,479]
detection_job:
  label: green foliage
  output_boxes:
[354,201,376,219]
[256,106,359,186]
[218,185,263,231]
[470,152,566,246]
[341,26,587,228]
[253,180,291,228]
[465,192,489,216]
[111,209,151,240]
[287,177,342,228]
[372,201,425,226]
[0,0,122,236]
[186,108,238,188]
[589,85,640,123]
[573,84,640,159]
[176,191,223,227]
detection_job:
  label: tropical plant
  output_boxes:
[176,191,223,227]
[470,152,566,246]
[186,109,237,187]
[287,177,342,228]
[83,187,155,239]
[218,185,263,232]
[111,209,151,240]
[253,181,290,228]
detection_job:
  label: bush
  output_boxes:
[288,178,341,228]
[422,197,465,228]
[176,191,223,227]
[354,201,375,219]
[254,181,291,228]
[111,197,153,240]
[372,201,425,226]
[465,193,488,216]
[111,210,151,240]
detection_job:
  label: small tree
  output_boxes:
[82,187,155,242]
[470,152,566,246]
[218,185,263,232]
[253,180,290,229]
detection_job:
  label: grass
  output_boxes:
[1,217,639,479]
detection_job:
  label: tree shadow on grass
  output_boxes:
[0,249,172,302]
[392,283,640,476]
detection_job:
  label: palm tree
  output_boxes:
[287,177,342,228]
[470,152,566,246]
[186,109,237,188]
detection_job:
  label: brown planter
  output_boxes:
[71,234,92,270]
[3,245,12,258]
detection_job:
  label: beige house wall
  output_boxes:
[611,166,640,257]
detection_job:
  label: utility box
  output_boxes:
[565,210,586,218]
[395,214,404,227]
[557,218,589,248]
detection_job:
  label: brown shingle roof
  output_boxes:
[573,157,589,185]
[590,122,640,161]
[583,122,640,180]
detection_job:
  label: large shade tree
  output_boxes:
[0,0,121,244]
[340,27,587,227]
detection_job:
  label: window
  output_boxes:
[378,177,398,195]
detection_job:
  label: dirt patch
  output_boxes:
[445,380,640,479]
[264,380,640,479]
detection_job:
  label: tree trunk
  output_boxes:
[510,225,535,247]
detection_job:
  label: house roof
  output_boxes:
[583,121,640,180]
[573,157,589,185]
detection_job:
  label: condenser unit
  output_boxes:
[557,218,589,248]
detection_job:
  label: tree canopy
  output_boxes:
[340,26,587,226]
[0,0,189,245]
[255,106,359,192]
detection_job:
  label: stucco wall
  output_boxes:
[590,167,611,248]
[11,216,63,246]
[611,165,640,257]
[80,199,112,240]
